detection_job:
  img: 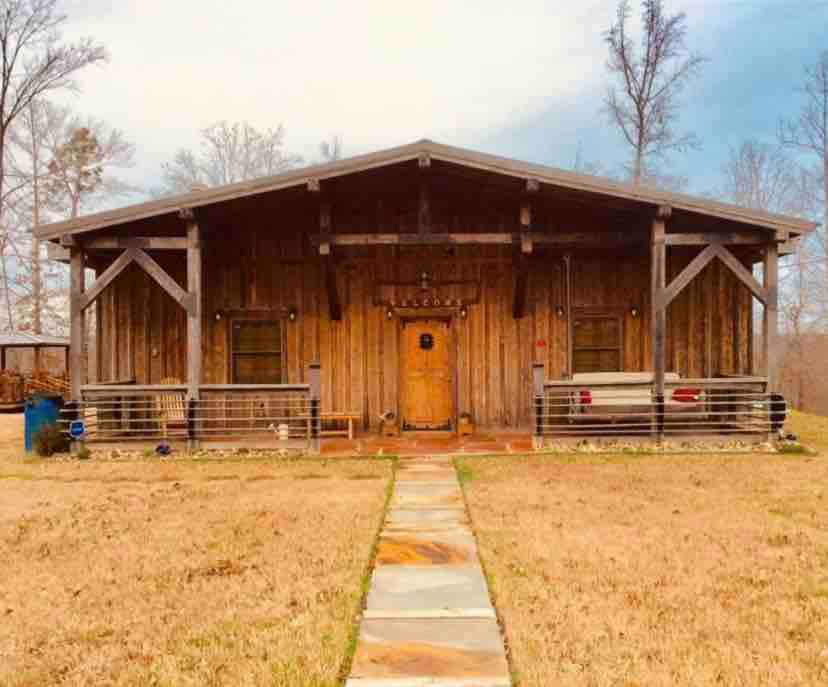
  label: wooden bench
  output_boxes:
[320,412,361,440]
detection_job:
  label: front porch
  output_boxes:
[58,363,783,453]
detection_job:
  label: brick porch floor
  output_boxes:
[319,431,535,457]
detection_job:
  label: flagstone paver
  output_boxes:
[390,483,465,509]
[346,456,511,687]
[385,508,471,530]
[376,530,479,566]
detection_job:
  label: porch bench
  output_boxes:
[320,412,361,440]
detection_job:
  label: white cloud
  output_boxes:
[56,0,619,189]
[51,0,765,199]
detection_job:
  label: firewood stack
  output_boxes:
[0,371,25,406]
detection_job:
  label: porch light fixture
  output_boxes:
[555,306,565,318]
[288,307,297,322]
[459,306,468,319]
[630,306,640,318]
[214,310,222,321]
[386,308,394,320]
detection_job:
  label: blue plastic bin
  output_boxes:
[24,393,64,452]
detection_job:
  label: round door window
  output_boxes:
[419,332,434,350]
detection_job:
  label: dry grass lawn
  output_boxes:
[0,414,391,686]
[460,415,828,686]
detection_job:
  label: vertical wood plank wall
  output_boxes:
[96,233,754,431]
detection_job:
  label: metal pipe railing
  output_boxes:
[532,374,780,440]
[61,377,322,450]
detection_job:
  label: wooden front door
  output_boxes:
[400,320,453,430]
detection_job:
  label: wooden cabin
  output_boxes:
[37,140,814,449]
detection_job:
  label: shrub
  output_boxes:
[75,444,92,461]
[32,422,70,457]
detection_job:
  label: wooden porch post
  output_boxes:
[532,362,545,449]
[0,346,5,371]
[763,242,779,391]
[33,347,42,376]
[651,207,670,440]
[186,215,202,451]
[69,246,85,401]
[308,362,321,454]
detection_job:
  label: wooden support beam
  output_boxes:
[418,154,431,235]
[319,199,332,254]
[317,197,341,320]
[78,248,136,311]
[186,219,202,403]
[512,258,528,318]
[519,202,532,230]
[661,242,768,308]
[513,252,528,319]
[324,256,341,321]
[779,237,800,256]
[513,184,535,318]
[712,244,768,304]
[665,232,765,246]
[308,362,321,453]
[0,346,6,371]
[83,236,188,251]
[519,193,533,253]
[660,244,718,308]
[564,254,573,377]
[532,362,544,447]
[46,243,70,262]
[651,206,670,439]
[763,243,779,391]
[69,247,85,400]
[309,231,648,247]
[519,193,534,253]
[132,248,194,313]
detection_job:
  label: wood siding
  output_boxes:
[96,235,754,430]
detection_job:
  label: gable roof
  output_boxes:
[35,139,817,241]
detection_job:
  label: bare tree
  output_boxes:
[319,134,343,163]
[8,101,129,335]
[571,141,604,176]
[0,0,106,332]
[159,121,302,194]
[780,51,828,293]
[721,141,817,217]
[719,139,821,410]
[604,0,704,184]
[15,99,60,333]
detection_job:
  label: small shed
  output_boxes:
[0,333,70,409]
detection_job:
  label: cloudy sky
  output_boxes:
[58,0,827,201]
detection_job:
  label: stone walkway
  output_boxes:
[346,456,511,687]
